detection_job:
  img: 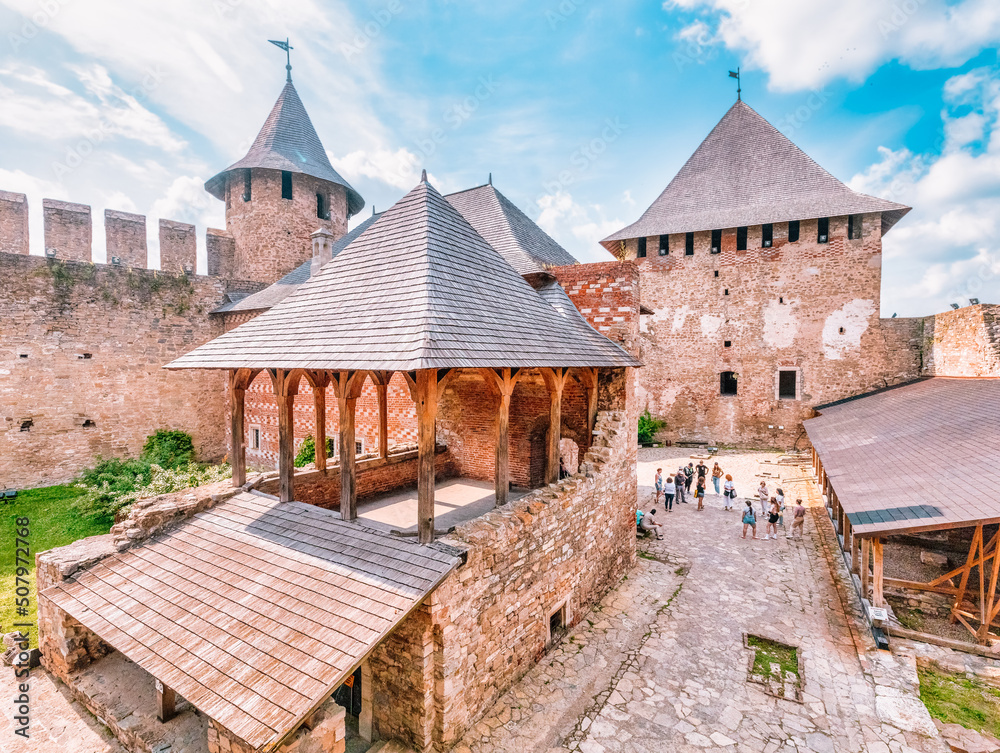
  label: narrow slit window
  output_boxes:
[636,236,647,258]
[83,419,96,428]
[714,270,719,277]
[658,234,669,256]
[736,226,748,251]
[317,193,327,220]
[848,214,862,240]
[762,223,773,247]
[250,427,261,450]
[724,288,729,296]
[355,439,364,455]
[685,232,694,256]
[787,220,800,243]
[243,169,252,202]
[778,370,797,400]
[281,170,293,200]
[711,229,722,254]
[720,372,738,396]
[817,217,829,243]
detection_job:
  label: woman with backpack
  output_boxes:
[742,499,757,539]
[723,474,736,511]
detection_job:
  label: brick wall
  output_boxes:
[0,252,245,487]
[43,198,92,261]
[922,303,1000,377]
[159,219,196,274]
[224,169,349,283]
[0,190,29,254]
[620,213,920,446]
[551,261,641,355]
[104,209,147,268]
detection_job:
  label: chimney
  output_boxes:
[311,227,336,277]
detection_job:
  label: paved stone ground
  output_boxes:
[456,450,950,753]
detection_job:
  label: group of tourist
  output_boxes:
[638,462,807,542]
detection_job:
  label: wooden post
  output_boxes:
[952,525,982,623]
[844,516,853,556]
[229,369,247,488]
[336,371,364,521]
[978,537,1000,643]
[576,367,599,444]
[416,369,438,545]
[156,679,175,723]
[312,372,330,473]
[482,368,519,507]
[270,369,299,504]
[377,382,389,459]
[852,523,860,574]
[861,537,871,600]
[542,367,568,485]
[872,537,885,608]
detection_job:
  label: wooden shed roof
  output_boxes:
[167,178,640,371]
[805,378,1000,537]
[43,491,458,751]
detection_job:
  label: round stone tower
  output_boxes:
[204,80,364,284]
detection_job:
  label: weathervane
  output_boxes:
[269,38,294,82]
[728,67,741,100]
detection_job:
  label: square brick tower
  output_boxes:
[603,100,912,447]
[204,79,365,284]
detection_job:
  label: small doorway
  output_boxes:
[334,667,362,717]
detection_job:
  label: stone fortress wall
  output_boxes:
[0,190,265,489]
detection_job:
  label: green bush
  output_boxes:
[295,434,335,467]
[637,409,666,445]
[142,429,195,467]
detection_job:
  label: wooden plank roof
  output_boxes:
[43,491,458,751]
[804,378,1000,537]
[602,100,910,248]
[166,178,641,371]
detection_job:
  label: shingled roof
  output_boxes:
[602,100,910,249]
[212,213,383,314]
[168,178,639,371]
[445,183,578,273]
[205,81,365,216]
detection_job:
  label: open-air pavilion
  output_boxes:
[805,377,1000,645]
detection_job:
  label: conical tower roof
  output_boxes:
[205,81,364,216]
[169,178,638,372]
[602,100,909,249]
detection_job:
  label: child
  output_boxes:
[767,497,780,539]
[695,476,706,511]
[654,468,664,505]
[742,499,757,539]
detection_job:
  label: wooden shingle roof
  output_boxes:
[205,82,364,216]
[167,178,640,371]
[43,492,458,751]
[805,378,1000,537]
[602,100,910,248]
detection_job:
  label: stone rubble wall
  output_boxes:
[418,399,637,750]
[208,696,347,753]
[920,303,1000,377]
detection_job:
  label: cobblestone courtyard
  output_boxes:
[2,450,957,753]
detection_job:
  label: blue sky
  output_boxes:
[0,0,997,316]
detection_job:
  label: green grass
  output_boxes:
[919,666,1000,737]
[1,484,111,647]
[747,634,799,683]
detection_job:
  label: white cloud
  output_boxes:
[536,190,622,262]
[848,67,1000,315]
[667,0,1000,91]
[332,147,425,191]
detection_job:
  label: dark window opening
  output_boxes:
[762,223,773,247]
[714,270,719,277]
[817,217,829,243]
[19,354,28,359]
[281,171,293,200]
[658,234,669,256]
[839,327,845,334]
[788,220,800,243]
[636,236,647,258]
[243,170,251,202]
[724,289,729,296]
[317,193,327,220]
[355,440,364,455]
[548,603,567,646]
[848,214,862,240]
[83,419,96,428]
[736,226,748,251]
[724,340,732,347]
[79,353,92,359]
[685,232,694,255]
[778,370,797,400]
[720,371,738,396]
[20,419,32,432]
[711,229,722,253]
[779,297,784,304]
[250,427,261,450]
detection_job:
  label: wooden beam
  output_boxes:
[269,369,300,504]
[952,524,982,623]
[541,367,568,485]
[872,537,885,609]
[573,367,599,443]
[416,369,438,545]
[844,516,853,557]
[861,537,871,601]
[311,372,330,473]
[229,369,247,488]
[482,368,520,507]
[852,525,860,574]
[883,577,959,596]
[377,381,388,459]
[156,679,175,723]
[337,371,365,521]
[981,538,1000,643]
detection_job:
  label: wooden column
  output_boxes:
[577,367,599,443]
[952,524,983,623]
[270,369,300,504]
[844,516,853,556]
[336,371,365,521]
[542,367,569,485]
[229,369,247,488]
[378,382,389,459]
[482,368,520,507]
[311,372,330,473]
[852,524,860,574]
[861,537,871,600]
[978,538,1000,643]
[156,679,175,723]
[416,369,438,545]
[872,537,885,608]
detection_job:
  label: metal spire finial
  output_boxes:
[488,172,492,185]
[269,38,294,82]
[420,169,427,183]
[728,67,741,101]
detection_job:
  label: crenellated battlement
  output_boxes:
[0,190,236,277]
